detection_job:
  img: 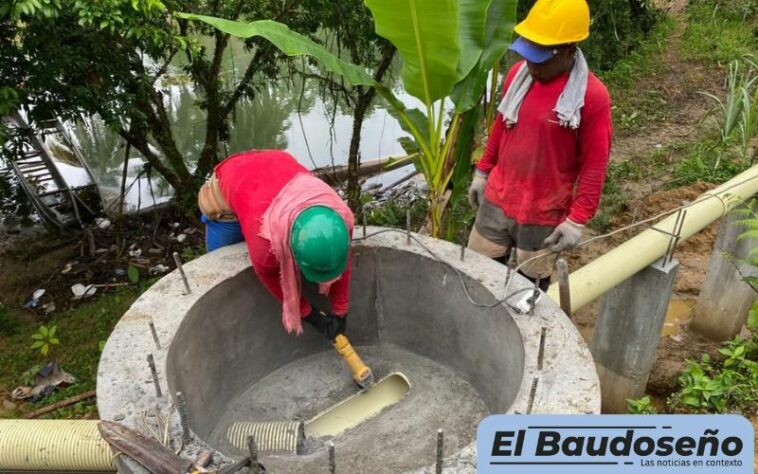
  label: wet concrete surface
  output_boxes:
[208,343,489,473]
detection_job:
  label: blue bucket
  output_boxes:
[202,214,244,251]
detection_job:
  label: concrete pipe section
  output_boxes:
[97,227,599,473]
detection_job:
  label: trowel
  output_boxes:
[227,335,411,452]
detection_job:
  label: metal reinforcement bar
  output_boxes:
[546,164,758,312]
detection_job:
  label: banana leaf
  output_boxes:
[451,0,518,112]
[364,0,461,105]
[175,14,377,87]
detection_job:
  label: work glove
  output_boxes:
[543,219,583,252]
[303,308,346,341]
[468,170,488,210]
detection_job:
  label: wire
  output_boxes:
[352,173,758,311]
[353,228,541,310]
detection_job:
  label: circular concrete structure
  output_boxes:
[98,227,600,473]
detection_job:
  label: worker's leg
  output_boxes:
[202,214,244,252]
[507,218,557,292]
[467,198,514,259]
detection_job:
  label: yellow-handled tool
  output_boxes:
[333,334,374,388]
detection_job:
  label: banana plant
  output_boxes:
[178,0,517,236]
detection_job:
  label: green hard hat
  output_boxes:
[290,206,350,283]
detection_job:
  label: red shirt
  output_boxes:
[477,61,613,226]
[215,150,351,316]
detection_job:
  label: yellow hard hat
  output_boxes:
[514,0,590,46]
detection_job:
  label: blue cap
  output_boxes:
[509,37,556,64]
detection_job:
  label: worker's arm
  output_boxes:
[328,249,352,316]
[567,88,613,225]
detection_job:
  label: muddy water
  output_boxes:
[662,298,696,337]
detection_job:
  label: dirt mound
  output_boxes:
[570,182,718,295]
[617,182,718,295]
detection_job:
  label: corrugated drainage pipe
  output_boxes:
[547,164,758,312]
[0,419,115,471]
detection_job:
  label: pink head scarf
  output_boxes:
[259,173,354,334]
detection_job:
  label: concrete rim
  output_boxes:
[97,227,600,472]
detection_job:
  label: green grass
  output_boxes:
[671,141,752,186]
[598,15,677,134]
[589,146,675,232]
[0,283,152,418]
[362,191,429,231]
[681,0,758,64]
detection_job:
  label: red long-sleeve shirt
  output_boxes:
[477,61,613,226]
[215,150,351,316]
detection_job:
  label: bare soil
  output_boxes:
[567,1,733,412]
[0,210,204,317]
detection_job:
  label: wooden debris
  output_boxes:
[98,420,192,474]
[23,389,96,419]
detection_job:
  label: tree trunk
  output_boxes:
[346,46,396,212]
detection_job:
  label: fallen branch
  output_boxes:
[22,389,97,419]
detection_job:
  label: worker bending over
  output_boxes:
[198,150,353,340]
[468,0,613,290]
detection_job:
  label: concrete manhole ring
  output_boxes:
[97,227,600,473]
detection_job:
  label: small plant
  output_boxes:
[30,324,60,357]
[626,395,658,414]
[669,336,758,414]
[127,264,140,284]
[670,353,729,412]
[699,57,757,163]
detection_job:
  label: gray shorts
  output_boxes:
[467,198,557,279]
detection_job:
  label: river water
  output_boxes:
[60,38,418,213]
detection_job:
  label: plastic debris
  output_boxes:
[61,262,73,274]
[171,222,180,228]
[176,233,187,243]
[510,290,542,315]
[95,218,112,230]
[128,248,142,258]
[41,302,56,314]
[115,268,127,277]
[11,362,76,402]
[24,289,46,309]
[71,283,97,299]
[149,264,170,276]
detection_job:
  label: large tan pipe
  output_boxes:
[547,164,758,312]
[0,419,115,471]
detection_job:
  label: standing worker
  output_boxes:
[198,150,353,339]
[468,0,613,290]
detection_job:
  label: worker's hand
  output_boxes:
[468,170,488,210]
[543,219,583,252]
[303,309,346,341]
[325,313,347,341]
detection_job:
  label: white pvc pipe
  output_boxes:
[547,164,758,312]
[0,419,115,471]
